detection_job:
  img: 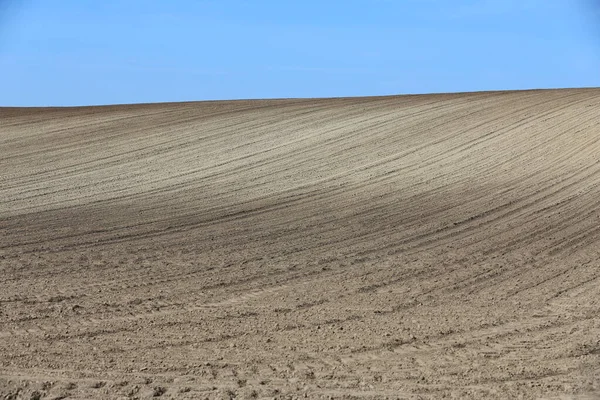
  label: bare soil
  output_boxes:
[1,89,599,399]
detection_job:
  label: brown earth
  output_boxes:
[1,89,600,399]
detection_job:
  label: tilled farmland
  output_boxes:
[1,89,600,399]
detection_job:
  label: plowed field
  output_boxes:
[1,89,600,399]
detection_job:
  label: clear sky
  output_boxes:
[1,0,599,106]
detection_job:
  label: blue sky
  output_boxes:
[1,0,599,106]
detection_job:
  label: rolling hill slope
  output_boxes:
[1,89,600,399]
